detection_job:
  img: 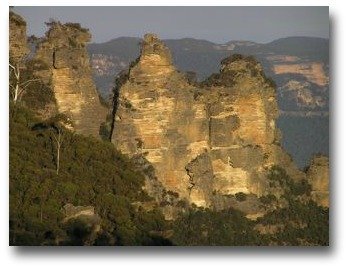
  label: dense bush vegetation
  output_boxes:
[9,103,329,246]
[257,200,329,246]
[9,104,168,245]
[172,207,266,246]
[256,166,329,246]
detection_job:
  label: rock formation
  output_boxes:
[270,57,328,87]
[63,203,101,245]
[9,11,29,63]
[110,34,306,208]
[267,54,329,111]
[307,155,329,207]
[10,13,327,210]
[34,21,107,137]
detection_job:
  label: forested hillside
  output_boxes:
[9,11,329,246]
[9,97,329,246]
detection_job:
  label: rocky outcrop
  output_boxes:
[34,22,107,137]
[267,54,329,111]
[110,34,306,210]
[88,37,329,113]
[271,60,328,87]
[9,11,29,63]
[279,80,326,109]
[63,203,101,245]
[63,203,100,223]
[307,155,329,207]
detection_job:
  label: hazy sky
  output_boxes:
[13,6,329,44]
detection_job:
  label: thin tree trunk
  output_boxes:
[9,63,39,104]
[14,82,19,103]
[9,63,20,104]
[56,142,60,175]
[40,205,43,223]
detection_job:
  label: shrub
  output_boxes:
[235,192,247,202]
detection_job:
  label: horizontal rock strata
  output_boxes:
[110,34,309,209]
[34,22,107,137]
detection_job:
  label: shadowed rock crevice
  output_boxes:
[105,70,128,141]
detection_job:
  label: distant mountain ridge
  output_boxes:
[87,36,329,168]
[88,36,329,61]
[88,36,329,112]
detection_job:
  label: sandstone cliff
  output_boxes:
[9,11,29,63]
[307,155,329,207]
[110,34,306,209]
[34,21,107,137]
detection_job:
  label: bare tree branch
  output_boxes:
[9,62,41,104]
[9,63,16,70]
[20,78,40,87]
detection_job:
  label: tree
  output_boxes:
[32,114,72,175]
[9,61,40,104]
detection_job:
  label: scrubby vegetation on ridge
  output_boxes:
[170,166,329,246]
[9,11,329,245]
[9,11,27,26]
[9,104,169,245]
[201,54,277,88]
[9,104,329,245]
[9,65,329,246]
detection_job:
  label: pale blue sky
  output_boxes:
[13,6,329,44]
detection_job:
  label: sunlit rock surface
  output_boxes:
[9,11,30,63]
[34,22,107,137]
[110,34,306,208]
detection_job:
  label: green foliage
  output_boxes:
[221,54,259,67]
[201,53,276,88]
[259,166,329,245]
[99,122,110,141]
[10,11,27,26]
[9,105,167,245]
[65,22,89,33]
[172,207,265,246]
[9,106,329,246]
[123,99,133,109]
[267,165,312,198]
[68,38,78,48]
[257,200,329,246]
[264,77,277,88]
[64,218,94,246]
[9,58,55,110]
[259,194,277,205]
[235,192,247,202]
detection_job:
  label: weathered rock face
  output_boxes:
[307,155,329,207]
[34,22,107,137]
[9,11,29,63]
[63,203,101,245]
[200,55,305,200]
[271,59,328,87]
[111,34,306,208]
[267,54,329,111]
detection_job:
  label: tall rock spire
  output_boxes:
[34,21,107,137]
[128,33,187,87]
[110,34,307,215]
[9,11,30,63]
